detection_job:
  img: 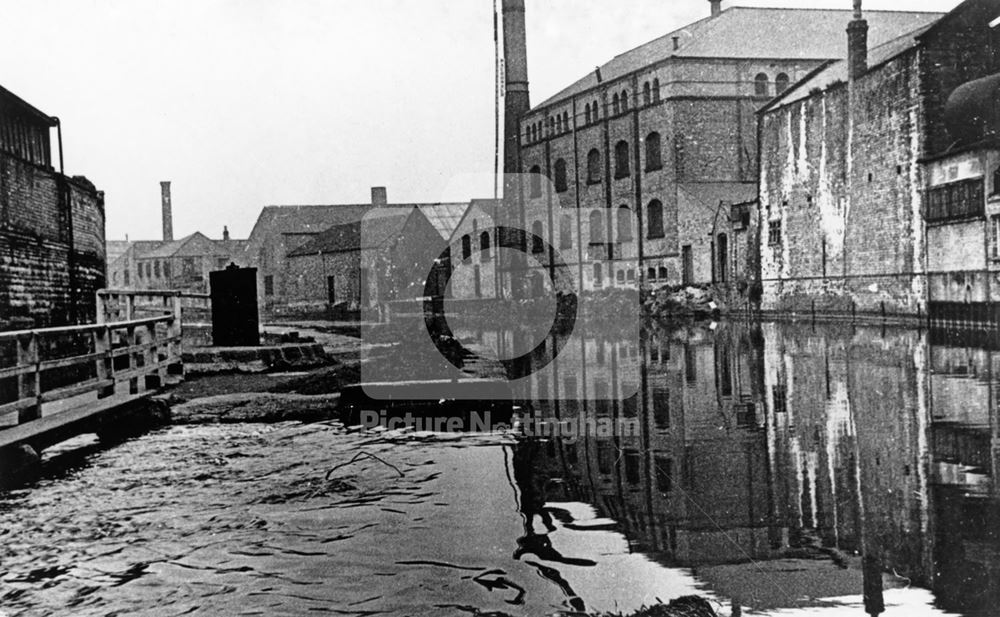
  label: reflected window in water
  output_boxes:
[684,344,696,383]
[625,450,641,485]
[655,456,672,493]
[652,385,670,429]
[597,440,615,475]
[622,393,638,417]
[773,384,787,413]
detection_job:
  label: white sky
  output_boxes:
[0,0,962,241]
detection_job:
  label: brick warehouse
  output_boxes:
[0,85,104,329]
[503,1,940,303]
[758,0,1000,318]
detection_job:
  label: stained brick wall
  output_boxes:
[0,153,104,329]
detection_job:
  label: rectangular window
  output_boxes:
[682,246,693,285]
[925,178,985,222]
[655,456,672,493]
[992,214,1000,260]
[123,270,130,286]
[773,384,787,414]
[624,450,641,485]
[264,275,274,296]
[768,220,782,245]
[154,260,161,278]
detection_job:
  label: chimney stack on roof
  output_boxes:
[710,0,722,18]
[223,225,230,241]
[371,186,388,207]
[848,0,868,80]
[160,181,173,242]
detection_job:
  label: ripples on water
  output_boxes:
[0,321,998,617]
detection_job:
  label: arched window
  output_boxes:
[612,93,620,115]
[529,164,542,197]
[556,114,563,133]
[643,81,651,105]
[645,132,662,171]
[593,263,603,287]
[480,230,491,262]
[587,149,602,184]
[658,266,668,280]
[617,270,625,283]
[614,140,630,178]
[647,267,657,280]
[647,199,664,238]
[626,269,635,282]
[589,210,605,245]
[653,78,660,102]
[461,234,472,260]
[617,205,633,242]
[754,73,769,97]
[531,220,545,253]
[584,103,592,125]
[562,111,569,131]
[593,99,599,119]
[560,214,573,249]
[621,90,629,111]
[775,72,790,94]
[554,158,568,192]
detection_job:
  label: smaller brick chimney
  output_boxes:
[223,225,230,241]
[371,186,388,207]
[709,0,722,17]
[160,181,173,242]
[848,0,868,80]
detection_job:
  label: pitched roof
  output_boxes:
[537,7,944,108]
[419,204,468,240]
[287,208,412,257]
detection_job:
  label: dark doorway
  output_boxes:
[717,233,728,283]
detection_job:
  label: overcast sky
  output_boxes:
[0,0,962,241]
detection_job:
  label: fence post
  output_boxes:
[125,293,135,322]
[95,291,107,325]
[17,333,40,423]
[94,326,114,398]
[126,325,140,395]
[168,294,184,377]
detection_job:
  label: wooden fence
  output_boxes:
[0,300,183,429]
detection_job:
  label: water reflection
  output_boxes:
[492,321,1000,616]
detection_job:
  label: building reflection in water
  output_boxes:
[458,321,1000,616]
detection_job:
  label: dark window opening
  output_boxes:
[461,234,472,260]
[529,165,543,197]
[480,231,491,262]
[554,158,568,192]
[587,149,602,184]
[645,131,662,171]
[754,73,769,96]
[647,199,664,238]
[775,72,790,94]
[614,140,630,178]
[531,220,544,253]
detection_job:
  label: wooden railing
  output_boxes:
[0,311,183,429]
[97,289,211,324]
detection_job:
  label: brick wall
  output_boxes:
[0,153,104,328]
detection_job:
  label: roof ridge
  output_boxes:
[726,5,945,14]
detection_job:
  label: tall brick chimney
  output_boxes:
[848,0,868,80]
[223,225,230,241]
[502,0,530,175]
[160,181,173,242]
[371,186,388,207]
[709,0,722,17]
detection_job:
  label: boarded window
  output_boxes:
[529,165,543,197]
[589,210,605,244]
[587,149,602,184]
[617,206,633,241]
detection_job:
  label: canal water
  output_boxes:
[0,321,997,616]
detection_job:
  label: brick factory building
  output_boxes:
[285,204,464,316]
[246,187,466,318]
[506,2,940,302]
[758,0,1000,318]
[0,85,105,330]
[107,182,247,294]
